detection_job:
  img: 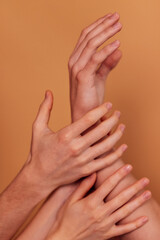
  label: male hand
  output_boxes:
[27,90,126,196]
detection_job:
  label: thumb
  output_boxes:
[70,173,97,204]
[34,90,53,129]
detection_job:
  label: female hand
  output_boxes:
[68,12,122,122]
[26,90,127,197]
[47,165,151,240]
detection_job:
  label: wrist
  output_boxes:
[24,158,58,199]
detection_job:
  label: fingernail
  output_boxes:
[109,12,120,19]
[122,144,128,152]
[143,191,152,200]
[119,124,126,132]
[115,111,121,118]
[141,216,148,224]
[113,22,122,29]
[142,178,150,186]
[111,40,120,47]
[106,102,112,109]
[124,164,132,172]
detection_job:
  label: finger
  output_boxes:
[71,13,120,68]
[107,178,150,214]
[112,216,148,237]
[89,123,125,158]
[97,49,122,79]
[92,165,133,203]
[86,144,128,173]
[33,90,53,129]
[81,111,121,149]
[70,173,96,204]
[69,102,112,137]
[111,190,151,223]
[72,22,122,78]
[80,40,120,76]
[72,13,112,55]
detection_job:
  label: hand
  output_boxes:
[47,165,151,240]
[26,90,127,197]
[68,12,122,122]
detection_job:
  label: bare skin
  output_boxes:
[12,14,125,240]
[14,92,127,240]
[47,166,151,240]
[0,91,126,240]
[68,12,160,240]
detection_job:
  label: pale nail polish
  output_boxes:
[122,144,128,152]
[142,178,150,186]
[143,191,152,200]
[119,124,126,132]
[109,12,120,19]
[141,216,148,224]
[113,22,122,29]
[111,40,120,47]
[106,102,112,109]
[124,164,132,172]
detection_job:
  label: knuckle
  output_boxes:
[76,70,84,82]
[32,120,40,132]
[91,53,99,64]
[58,131,71,144]
[68,57,74,69]
[104,141,112,152]
[85,112,95,125]
[87,39,96,49]
[114,149,122,159]
[69,143,81,157]
[107,178,115,190]
[122,206,130,216]
[72,64,79,77]
[81,27,88,37]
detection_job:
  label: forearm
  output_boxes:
[95,158,160,240]
[0,164,45,240]
[17,183,77,240]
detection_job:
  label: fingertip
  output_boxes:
[114,12,120,19]
[45,90,54,109]
[121,144,128,152]
[123,164,133,173]
[143,190,152,200]
[141,216,149,224]
[45,90,53,100]
[105,102,113,110]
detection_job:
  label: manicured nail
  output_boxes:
[111,40,120,47]
[106,102,112,109]
[115,111,121,118]
[124,164,133,172]
[119,124,126,132]
[142,216,148,224]
[143,191,152,200]
[109,12,120,19]
[122,144,128,152]
[142,178,150,186]
[113,22,122,29]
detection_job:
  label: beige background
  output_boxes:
[0,0,160,202]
